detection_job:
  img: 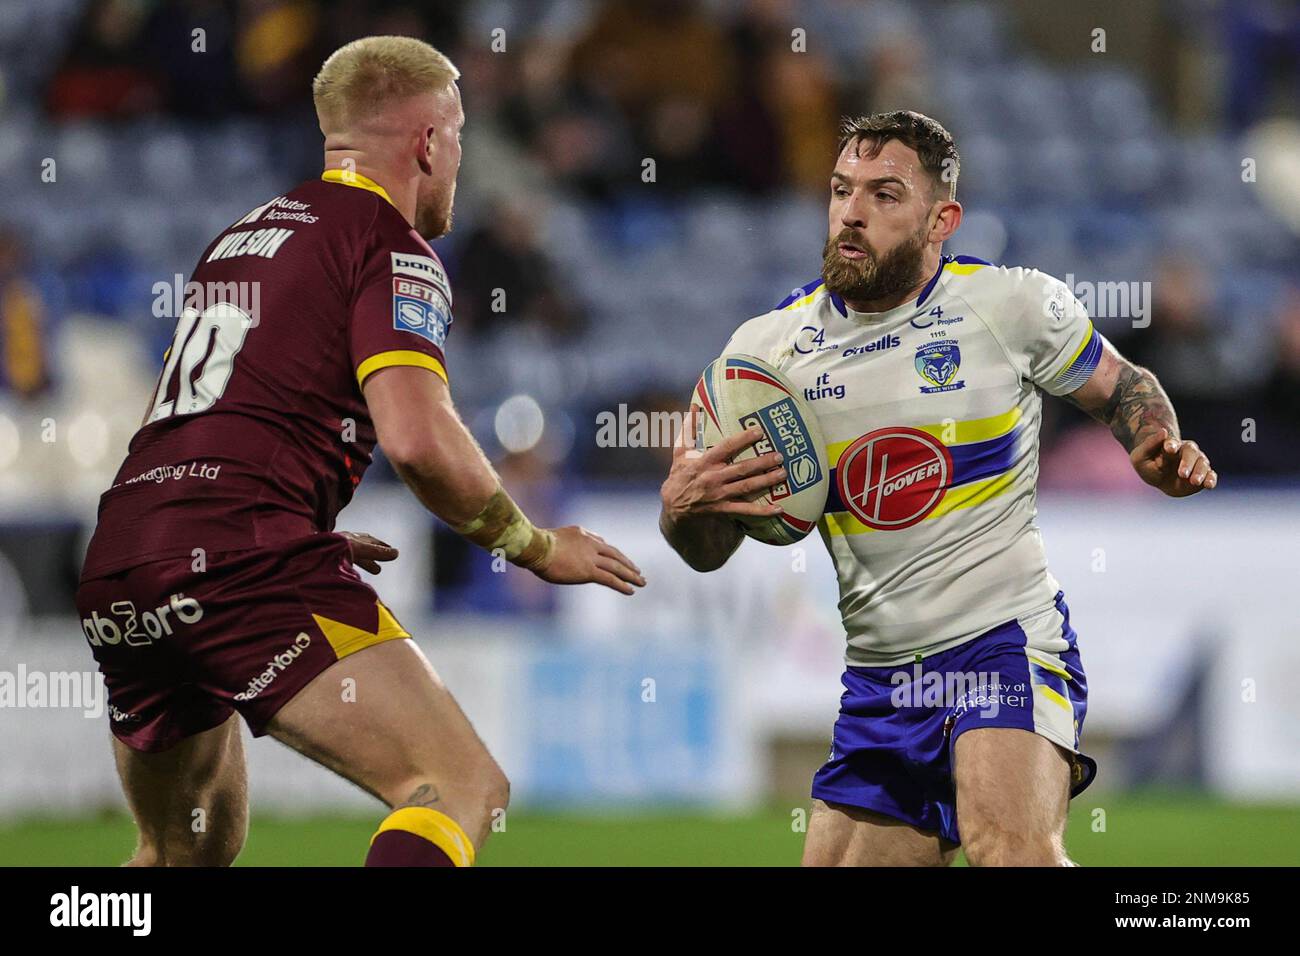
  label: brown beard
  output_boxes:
[821,228,927,307]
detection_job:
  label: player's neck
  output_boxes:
[321,154,418,226]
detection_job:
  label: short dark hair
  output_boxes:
[837,110,959,201]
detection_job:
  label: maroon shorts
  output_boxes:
[74,532,410,752]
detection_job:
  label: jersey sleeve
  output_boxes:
[721,312,785,366]
[993,268,1103,396]
[349,225,454,389]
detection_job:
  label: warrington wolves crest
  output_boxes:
[914,341,966,393]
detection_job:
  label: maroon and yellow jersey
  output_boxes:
[81,171,452,579]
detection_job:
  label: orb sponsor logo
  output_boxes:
[81,594,205,649]
[835,426,950,529]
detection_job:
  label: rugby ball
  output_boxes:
[689,353,830,545]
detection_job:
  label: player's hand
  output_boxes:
[532,526,646,595]
[339,531,400,573]
[660,407,786,523]
[1130,428,1217,497]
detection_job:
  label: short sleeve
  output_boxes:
[995,269,1103,396]
[720,312,785,367]
[350,234,454,389]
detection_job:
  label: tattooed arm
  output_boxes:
[1060,338,1218,496]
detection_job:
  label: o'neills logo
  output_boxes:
[234,633,312,701]
[836,426,951,530]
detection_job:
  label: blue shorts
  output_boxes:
[811,592,1097,845]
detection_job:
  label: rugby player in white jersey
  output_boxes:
[659,111,1216,866]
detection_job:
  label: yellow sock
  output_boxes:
[370,806,476,867]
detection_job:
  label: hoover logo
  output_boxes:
[739,398,821,502]
[836,426,950,529]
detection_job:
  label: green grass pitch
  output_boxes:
[2,793,1297,866]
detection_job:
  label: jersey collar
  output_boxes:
[916,254,955,309]
[833,254,956,323]
[321,168,396,208]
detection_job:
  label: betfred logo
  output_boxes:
[392,276,450,311]
[836,426,950,529]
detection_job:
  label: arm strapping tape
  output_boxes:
[451,487,555,571]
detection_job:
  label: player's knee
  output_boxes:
[188,836,244,867]
[130,827,244,867]
[800,836,852,867]
[462,755,510,836]
[962,822,1063,867]
[800,846,831,867]
[124,843,160,867]
[483,760,510,816]
[386,754,509,840]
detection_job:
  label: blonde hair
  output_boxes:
[313,36,459,130]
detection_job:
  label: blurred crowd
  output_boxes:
[39,0,851,195]
[2,0,1298,525]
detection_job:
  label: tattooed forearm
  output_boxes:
[1065,361,1179,452]
[1103,365,1179,450]
[658,508,743,573]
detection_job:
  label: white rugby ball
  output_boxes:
[689,353,830,545]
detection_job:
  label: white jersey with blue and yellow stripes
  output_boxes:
[723,255,1103,666]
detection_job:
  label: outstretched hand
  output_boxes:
[1130,428,1217,497]
[531,526,646,595]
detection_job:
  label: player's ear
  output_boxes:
[416,126,435,176]
[928,199,962,244]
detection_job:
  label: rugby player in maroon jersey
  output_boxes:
[75,36,644,867]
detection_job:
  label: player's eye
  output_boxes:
[877,192,898,203]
